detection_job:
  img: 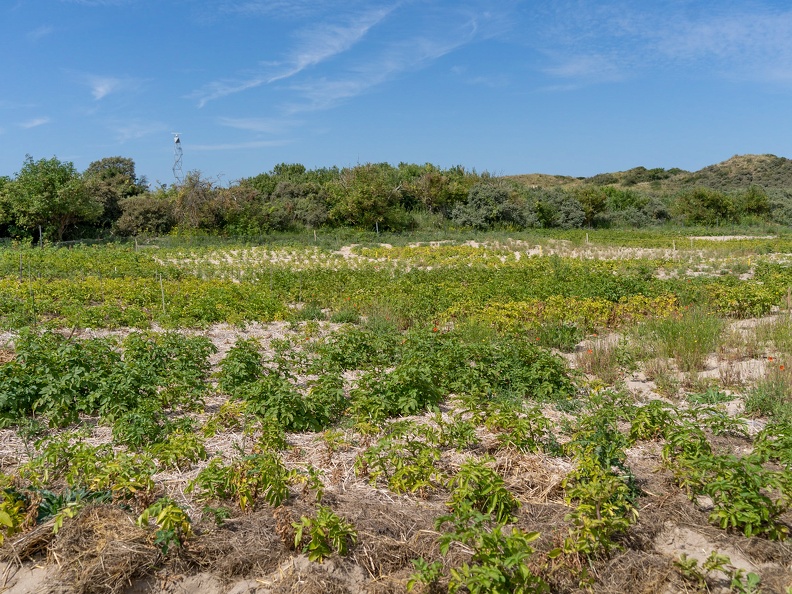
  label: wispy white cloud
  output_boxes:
[108,119,167,142]
[651,9,792,83]
[216,0,367,19]
[543,54,625,83]
[269,6,394,82]
[27,25,54,41]
[191,140,290,151]
[59,0,136,6]
[282,14,481,113]
[217,117,298,134]
[18,117,51,129]
[79,74,143,100]
[191,6,393,106]
[536,2,792,87]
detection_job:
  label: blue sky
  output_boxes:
[2,0,792,185]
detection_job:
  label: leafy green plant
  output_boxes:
[239,371,316,431]
[246,417,289,452]
[201,505,232,527]
[357,434,443,497]
[111,404,172,448]
[753,422,792,468]
[293,302,326,321]
[203,399,253,438]
[329,307,360,324]
[217,338,263,395]
[485,403,554,453]
[687,387,733,405]
[148,429,207,470]
[305,371,347,429]
[698,454,788,539]
[36,488,112,527]
[430,411,480,451]
[628,400,676,442]
[350,359,442,424]
[187,452,291,511]
[291,466,326,503]
[531,321,584,352]
[676,551,760,594]
[407,558,444,593]
[433,503,548,594]
[562,457,638,556]
[315,325,401,371]
[137,497,193,555]
[447,457,518,524]
[293,505,357,562]
[0,488,29,545]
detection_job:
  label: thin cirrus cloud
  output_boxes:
[82,74,143,100]
[191,140,291,151]
[109,119,168,142]
[217,0,369,19]
[542,54,625,84]
[650,9,792,83]
[27,25,54,41]
[282,16,482,114]
[59,0,137,5]
[537,2,792,87]
[18,117,51,129]
[191,5,395,107]
[217,117,299,134]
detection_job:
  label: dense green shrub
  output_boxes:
[672,187,735,225]
[451,181,533,229]
[116,193,176,236]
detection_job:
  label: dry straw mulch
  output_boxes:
[49,505,159,594]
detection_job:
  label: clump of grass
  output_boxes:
[293,302,326,321]
[644,358,680,398]
[575,339,622,385]
[744,358,792,422]
[531,322,585,353]
[330,307,360,324]
[687,387,732,405]
[680,373,717,394]
[755,314,792,354]
[632,308,724,373]
[718,361,746,389]
[718,327,761,362]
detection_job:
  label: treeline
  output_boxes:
[1,156,792,243]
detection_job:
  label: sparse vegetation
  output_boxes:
[0,227,791,593]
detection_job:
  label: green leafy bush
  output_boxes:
[187,452,291,511]
[350,360,442,424]
[426,503,549,594]
[447,457,518,524]
[293,505,357,562]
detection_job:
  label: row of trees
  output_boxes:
[1,156,791,243]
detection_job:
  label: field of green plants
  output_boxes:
[1,228,792,593]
